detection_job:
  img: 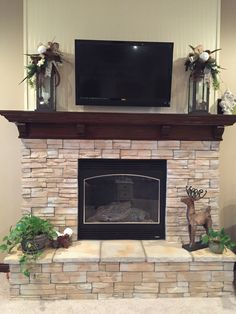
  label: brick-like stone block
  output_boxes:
[120,262,154,272]
[92,282,113,293]
[9,272,30,285]
[134,283,159,293]
[63,263,99,272]
[113,140,131,149]
[20,284,56,296]
[190,263,223,271]
[51,272,86,283]
[94,140,113,149]
[68,293,98,299]
[133,293,158,298]
[224,263,235,271]
[122,272,142,283]
[155,263,189,272]
[114,282,134,292]
[105,263,120,271]
[98,293,124,299]
[42,263,63,273]
[211,271,233,282]
[177,271,211,282]
[30,273,50,284]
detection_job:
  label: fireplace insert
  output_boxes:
[78,159,166,240]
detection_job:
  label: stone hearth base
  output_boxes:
[4,240,236,299]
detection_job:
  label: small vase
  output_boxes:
[188,73,210,114]
[208,240,224,254]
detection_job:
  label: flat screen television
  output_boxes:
[75,39,174,107]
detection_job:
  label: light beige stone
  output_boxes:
[177,271,211,282]
[55,284,78,292]
[98,293,124,299]
[63,262,99,272]
[134,283,159,293]
[105,263,120,271]
[68,293,98,299]
[94,140,113,149]
[211,271,233,281]
[120,262,154,272]
[9,272,30,285]
[101,240,145,262]
[114,282,134,292]
[113,140,131,149]
[51,272,86,283]
[42,263,63,273]
[40,294,67,300]
[53,241,100,262]
[92,282,113,293]
[122,272,142,283]
[29,273,50,284]
[143,241,192,262]
[158,141,180,149]
[154,262,189,272]
[151,149,173,158]
[131,141,157,150]
[102,149,120,158]
[191,248,236,262]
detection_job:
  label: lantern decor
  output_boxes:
[184,44,221,114]
[20,42,63,111]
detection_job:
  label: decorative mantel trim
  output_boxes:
[1,110,236,141]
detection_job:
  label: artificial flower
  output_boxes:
[184,44,222,90]
[20,41,63,88]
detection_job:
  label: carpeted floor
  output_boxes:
[0,273,235,314]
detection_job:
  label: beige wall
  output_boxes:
[219,0,236,240]
[0,0,23,259]
[25,0,220,113]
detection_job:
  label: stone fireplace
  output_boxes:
[21,138,219,244]
[1,111,236,299]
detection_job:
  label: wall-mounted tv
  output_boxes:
[75,39,174,107]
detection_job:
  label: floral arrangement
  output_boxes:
[184,44,221,90]
[21,41,63,88]
[51,227,73,248]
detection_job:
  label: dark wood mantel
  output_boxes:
[1,110,236,141]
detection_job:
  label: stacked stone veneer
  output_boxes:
[21,139,220,243]
[6,241,235,299]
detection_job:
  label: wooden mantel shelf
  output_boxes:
[1,110,236,141]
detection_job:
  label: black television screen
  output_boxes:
[75,39,174,107]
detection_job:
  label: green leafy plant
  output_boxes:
[201,228,236,253]
[0,214,57,276]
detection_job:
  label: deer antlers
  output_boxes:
[186,186,207,201]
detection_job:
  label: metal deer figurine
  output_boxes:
[181,186,212,248]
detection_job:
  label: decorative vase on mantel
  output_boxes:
[188,72,210,114]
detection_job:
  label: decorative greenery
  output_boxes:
[0,214,57,276]
[201,228,236,252]
[184,44,222,90]
[20,41,63,88]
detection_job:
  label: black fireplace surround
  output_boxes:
[78,159,166,240]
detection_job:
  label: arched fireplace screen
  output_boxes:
[78,159,166,240]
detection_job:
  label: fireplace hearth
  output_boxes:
[78,159,166,240]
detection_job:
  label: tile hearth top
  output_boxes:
[4,240,236,264]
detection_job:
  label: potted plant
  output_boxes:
[201,228,236,254]
[0,213,57,276]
